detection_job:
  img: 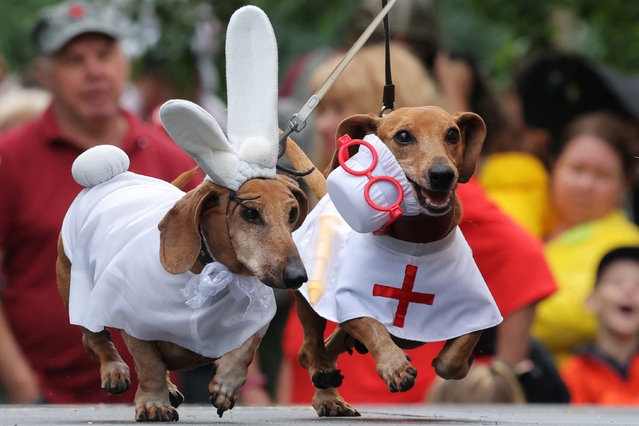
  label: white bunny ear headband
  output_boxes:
[160,5,279,191]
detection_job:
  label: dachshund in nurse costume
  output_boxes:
[283,106,502,416]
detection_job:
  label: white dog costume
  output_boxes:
[61,5,284,359]
[295,134,502,342]
[62,149,276,359]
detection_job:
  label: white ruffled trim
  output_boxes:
[182,260,272,322]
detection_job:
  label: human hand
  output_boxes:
[3,366,42,403]
[0,306,43,403]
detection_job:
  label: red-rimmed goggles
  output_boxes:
[337,134,404,232]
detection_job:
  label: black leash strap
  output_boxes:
[380,0,395,116]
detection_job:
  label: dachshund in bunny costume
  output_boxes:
[55,6,306,421]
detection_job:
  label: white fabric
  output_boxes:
[159,6,278,191]
[294,195,502,342]
[71,145,130,188]
[160,100,240,188]
[326,134,421,233]
[61,171,276,358]
[226,7,279,173]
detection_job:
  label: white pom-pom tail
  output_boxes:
[71,145,130,188]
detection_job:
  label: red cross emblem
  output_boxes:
[373,264,434,328]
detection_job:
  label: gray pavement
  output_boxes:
[1,404,638,426]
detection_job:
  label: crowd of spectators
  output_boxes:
[1,0,638,408]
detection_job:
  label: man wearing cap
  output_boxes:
[0,1,198,403]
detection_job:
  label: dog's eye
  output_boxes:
[445,128,460,144]
[240,207,262,224]
[394,130,414,145]
[288,207,299,224]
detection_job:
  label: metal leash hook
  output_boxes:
[278,0,399,158]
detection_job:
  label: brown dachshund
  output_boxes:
[56,169,308,421]
[285,106,492,416]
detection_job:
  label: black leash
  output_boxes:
[379,0,395,117]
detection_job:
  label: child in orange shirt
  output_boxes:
[561,246,639,404]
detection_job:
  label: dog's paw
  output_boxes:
[209,390,236,418]
[207,361,247,417]
[134,402,179,422]
[168,388,184,408]
[388,367,417,392]
[208,371,241,418]
[376,349,418,392]
[312,388,359,417]
[432,355,474,380]
[100,361,130,395]
[311,369,344,389]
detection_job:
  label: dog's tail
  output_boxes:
[282,134,327,200]
[71,145,130,188]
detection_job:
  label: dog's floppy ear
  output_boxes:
[158,182,225,274]
[276,174,308,231]
[336,113,380,140]
[325,114,381,174]
[455,112,486,183]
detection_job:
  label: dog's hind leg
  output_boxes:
[209,332,261,418]
[120,331,178,422]
[341,317,418,393]
[432,330,482,380]
[81,327,131,395]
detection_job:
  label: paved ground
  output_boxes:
[1,404,638,426]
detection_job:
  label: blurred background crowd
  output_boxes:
[1,0,639,408]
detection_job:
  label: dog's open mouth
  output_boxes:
[410,179,454,216]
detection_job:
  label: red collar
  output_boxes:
[39,105,146,154]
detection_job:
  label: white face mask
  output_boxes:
[326,134,421,234]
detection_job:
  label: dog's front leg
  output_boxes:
[81,327,131,395]
[432,330,482,380]
[306,326,359,417]
[341,317,417,392]
[209,332,261,418]
[120,332,178,422]
[294,292,344,389]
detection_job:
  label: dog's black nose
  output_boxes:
[283,256,307,289]
[428,163,455,191]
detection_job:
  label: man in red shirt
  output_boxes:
[0,0,199,403]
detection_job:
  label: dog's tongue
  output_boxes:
[421,188,452,207]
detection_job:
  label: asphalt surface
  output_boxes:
[1,404,638,425]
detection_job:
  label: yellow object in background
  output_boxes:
[478,152,552,238]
